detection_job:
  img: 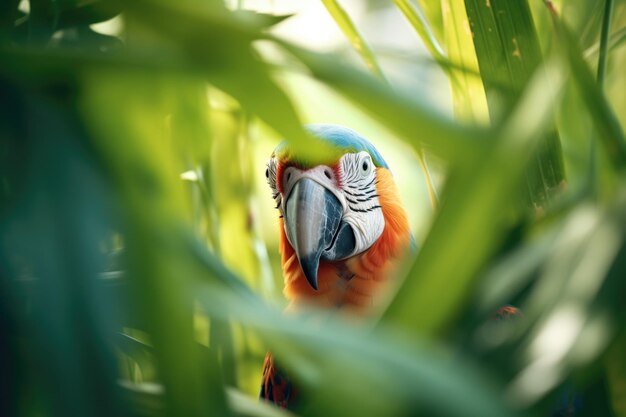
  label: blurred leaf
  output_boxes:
[414,0,444,46]
[226,388,296,417]
[505,189,626,407]
[231,11,293,30]
[464,0,565,205]
[81,70,229,417]
[57,1,123,29]
[0,83,129,417]
[116,332,154,357]
[585,26,626,59]
[384,56,567,335]
[606,332,626,416]
[278,41,489,163]
[189,263,515,417]
[551,16,626,172]
[474,226,560,317]
[119,381,164,417]
[123,0,310,147]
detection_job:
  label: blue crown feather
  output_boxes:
[274,124,389,169]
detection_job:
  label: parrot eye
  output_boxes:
[360,154,373,177]
[266,158,279,200]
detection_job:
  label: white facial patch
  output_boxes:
[265,157,280,208]
[265,151,385,258]
[337,151,384,256]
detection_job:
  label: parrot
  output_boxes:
[259,124,412,408]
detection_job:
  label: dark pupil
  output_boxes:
[265,168,269,178]
[362,161,368,171]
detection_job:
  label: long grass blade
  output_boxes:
[320,0,385,81]
[393,0,445,60]
[464,0,565,205]
[547,10,626,171]
[584,26,626,59]
[597,0,615,86]
[384,57,567,335]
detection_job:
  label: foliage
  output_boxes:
[1,0,626,416]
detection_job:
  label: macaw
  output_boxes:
[260,124,412,408]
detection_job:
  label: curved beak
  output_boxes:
[284,178,354,290]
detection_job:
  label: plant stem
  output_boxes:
[393,0,446,60]
[597,0,615,87]
[416,149,439,209]
[320,0,386,82]
[584,26,626,59]
[590,0,615,197]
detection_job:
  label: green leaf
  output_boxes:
[190,269,514,417]
[384,56,567,335]
[226,388,296,417]
[393,0,445,61]
[442,0,489,122]
[278,41,489,164]
[320,0,385,81]
[550,14,626,171]
[606,332,626,417]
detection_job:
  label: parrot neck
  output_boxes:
[280,168,411,313]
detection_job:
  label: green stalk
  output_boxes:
[393,0,445,60]
[589,0,615,196]
[465,0,565,206]
[597,0,615,87]
[584,26,626,59]
[547,5,626,170]
[320,0,386,81]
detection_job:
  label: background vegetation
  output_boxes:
[1,0,626,416]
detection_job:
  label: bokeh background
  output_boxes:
[2,0,626,416]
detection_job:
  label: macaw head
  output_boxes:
[266,124,408,292]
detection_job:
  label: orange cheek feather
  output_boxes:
[279,168,411,311]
